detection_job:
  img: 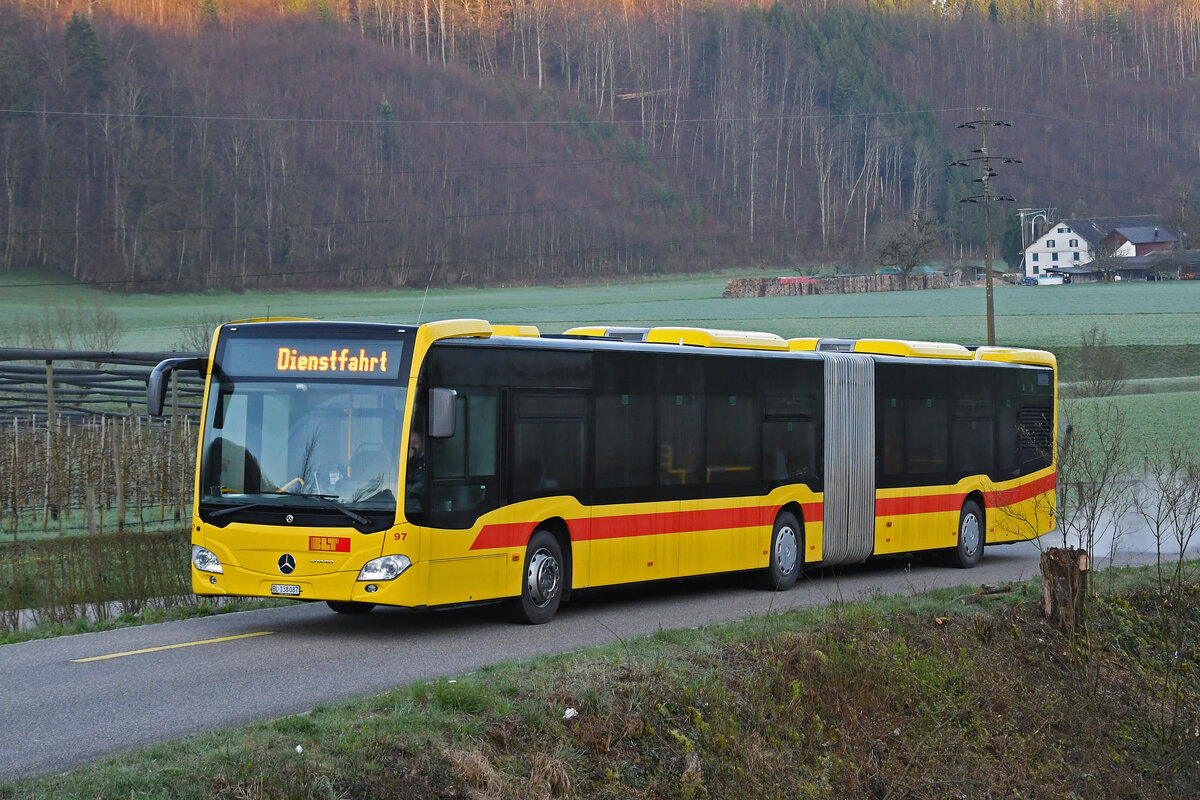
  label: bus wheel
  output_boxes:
[759,512,802,591]
[510,529,564,624]
[950,500,985,569]
[326,600,376,614]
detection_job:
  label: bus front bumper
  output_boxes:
[192,558,428,607]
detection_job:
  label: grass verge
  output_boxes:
[2,567,1198,799]
[0,531,192,634]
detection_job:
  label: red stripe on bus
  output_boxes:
[469,502,824,551]
[984,472,1057,508]
[875,472,1057,518]
[470,522,538,550]
[467,475,1054,551]
[576,506,779,541]
[874,494,963,517]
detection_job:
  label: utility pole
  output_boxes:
[951,108,1019,346]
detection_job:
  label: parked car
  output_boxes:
[1019,276,1038,285]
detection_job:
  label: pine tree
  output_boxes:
[63,12,107,103]
[200,0,220,29]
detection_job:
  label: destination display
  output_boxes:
[220,337,404,380]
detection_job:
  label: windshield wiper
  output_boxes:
[209,502,264,520]
[206,491,283,522]
[306,494,372,527]
[206,492,283,519]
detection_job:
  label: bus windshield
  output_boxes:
[198,376,406,526]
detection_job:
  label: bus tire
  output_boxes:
[759,511,802,591]
[950,500,985,569]
[326,600,376,614]
[510,529,565,624]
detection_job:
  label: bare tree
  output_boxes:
[1073,325,1127,398]
[20,303,122,353]
[1129,439,1200,745]
[1037,398,1132,636]
[1086,238,1126,283]
[1132,442,1200,598]
[1055,398,1134,568]
[1165,183,1199,252]
[812,122,836,251]
[169,312,225,353]
[871,208,943,287]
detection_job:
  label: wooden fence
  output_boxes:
[0,348,203,421]
[723,273,951,297]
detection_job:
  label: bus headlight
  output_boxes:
[358,555,411,582]
[192,545,223,574]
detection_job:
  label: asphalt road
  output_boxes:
[0,534,1189,782]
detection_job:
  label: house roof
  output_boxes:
[1112,226,1178,245]
[1146,249,1200,267]
[1053,215,1174,248]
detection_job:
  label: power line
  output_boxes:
[999,107,1200,140]
[0,104,979,127]
[4,103,1197,143]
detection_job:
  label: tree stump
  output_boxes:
[1040,547,1090,632]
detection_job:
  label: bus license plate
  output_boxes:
[271,584,300,596]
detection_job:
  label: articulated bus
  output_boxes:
[148,318,1056,624]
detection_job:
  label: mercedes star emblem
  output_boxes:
[278,554,296,575]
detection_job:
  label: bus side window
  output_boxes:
[880,396,905,480]
[951,375,994,476]
[658,358,703,488]
[903,367,949,479]
[594,392,654,497]
[593,351,657,504]
[404,388,430,521]
[762,394,817,487]
[705,358,760,489]
[510,393,587,502]
[426,390,499,528]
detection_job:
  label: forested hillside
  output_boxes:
[0,0,1198,290]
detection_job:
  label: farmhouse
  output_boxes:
[1021,215,1191,282]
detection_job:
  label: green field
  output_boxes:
[4,269,1200,352]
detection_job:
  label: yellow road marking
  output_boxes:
[72,631,274,662]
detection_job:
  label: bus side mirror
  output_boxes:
[428,388,458,438]
[147,357,207,416]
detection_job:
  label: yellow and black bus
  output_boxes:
[149,319,1056,624]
